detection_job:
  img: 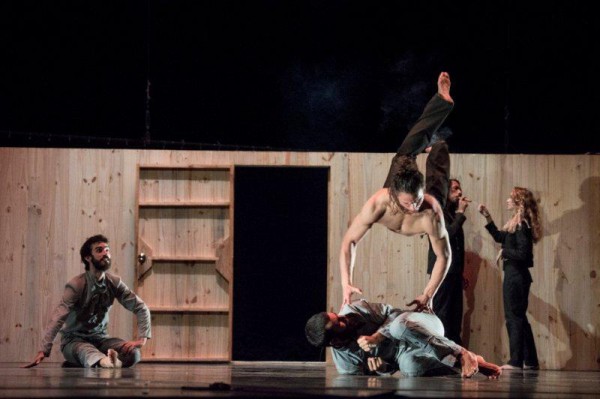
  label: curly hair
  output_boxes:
[388,156,424,214]
[80,234,109,270]
[503,187,542,243]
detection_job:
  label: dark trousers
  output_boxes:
[431,273,463,345]
[503,265,539,367]
[383,94,453,209]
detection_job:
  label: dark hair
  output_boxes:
[80,234,109,270]
[449,178,460,186]
[388,156,424,213]
[305,312,332,347]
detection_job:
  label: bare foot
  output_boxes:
[460,349,479,378]
[98,356,114,368]
[437,72,453,104]
[476,355,502,379]
[108,349,122,368]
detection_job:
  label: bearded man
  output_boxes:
[24,234,151,369]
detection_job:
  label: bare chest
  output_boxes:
[379,211,421,236]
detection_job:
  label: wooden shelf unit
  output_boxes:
[135,164,234,362]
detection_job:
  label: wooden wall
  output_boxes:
[1,148,598,370]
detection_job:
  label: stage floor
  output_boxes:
[1,362,599,398]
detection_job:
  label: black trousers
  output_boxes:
[431,273,463,345]
[383,94,453,209]
[503,265,539,367]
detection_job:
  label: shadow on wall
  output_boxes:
[462,232,504,361]
[530,176,600,370]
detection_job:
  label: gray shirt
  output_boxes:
[331,299,403,375]
[40,270,151,356]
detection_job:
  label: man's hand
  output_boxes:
[367,357,387,372]
[406,294,431,313]
[457,197,470,213]
[342,284,363,308]
[121,338,147,354]
[22,351,45,368]
[357,333,385,352]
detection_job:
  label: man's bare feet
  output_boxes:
[437,72,453,104]
[476,355,502,379]
[98,356,114,368]
[460,349,479,378]
[108,349,122,368]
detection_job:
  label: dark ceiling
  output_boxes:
[1,0,599,153]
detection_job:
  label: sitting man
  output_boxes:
[305,299,500,378]
[24,234,151,368]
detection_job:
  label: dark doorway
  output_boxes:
[233,166,328,361]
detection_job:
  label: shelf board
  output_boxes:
[139,201,230,208]
[142,357,229,363]
[151,255,219,262]
[139,165,231,171]
[149,306,229,313]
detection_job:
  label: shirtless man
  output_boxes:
[340,72,454,311]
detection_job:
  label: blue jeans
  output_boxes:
[389,312,462,377]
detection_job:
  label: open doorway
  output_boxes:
[233,166,328,361]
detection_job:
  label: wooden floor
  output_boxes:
[1,362,599,398]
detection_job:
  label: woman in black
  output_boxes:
[478,187,542,370]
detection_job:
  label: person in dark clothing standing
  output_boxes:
[478,187,542,370]
[427,179,470,345]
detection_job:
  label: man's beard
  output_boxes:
[91,256,111,272]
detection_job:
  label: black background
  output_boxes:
[1,0,599,154]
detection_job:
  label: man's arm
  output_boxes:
[23,280,81,368]
[114,278,151,352]
[410,213,451,311]
[340,195,385,306]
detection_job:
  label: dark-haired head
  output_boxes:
[305,312,332,348]
[80,234,109,270]
[388,156,425,214]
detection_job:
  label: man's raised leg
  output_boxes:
[384,72,454,188]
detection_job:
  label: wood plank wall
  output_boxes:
[1,148,598,370]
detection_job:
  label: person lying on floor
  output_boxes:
[305,299,500,378]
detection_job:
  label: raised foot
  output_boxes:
[437,71,453,104]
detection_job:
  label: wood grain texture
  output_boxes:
[1,148,598,370]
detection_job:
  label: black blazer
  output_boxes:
[485,221,534,268]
